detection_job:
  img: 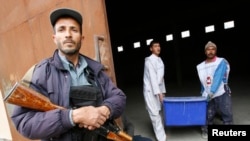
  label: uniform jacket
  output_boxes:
[143,54,166,115]
[11,49,126,141]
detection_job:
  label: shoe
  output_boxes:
[201,131,208,139]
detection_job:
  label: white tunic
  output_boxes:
[196,57,226,98]
[143,54,166,115]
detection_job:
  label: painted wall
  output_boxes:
[0,0,115,140]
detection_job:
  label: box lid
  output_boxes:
[163,96,207,102]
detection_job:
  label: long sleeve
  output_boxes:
[210,59,228,94]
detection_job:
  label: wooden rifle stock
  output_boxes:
[4,82,64,111]
[4,82,132,141]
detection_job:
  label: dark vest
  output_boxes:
[69,67,107,141]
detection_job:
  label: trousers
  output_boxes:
[148,110,167,141]
[202,89,233,133]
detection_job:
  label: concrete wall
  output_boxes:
[0,0,115,140]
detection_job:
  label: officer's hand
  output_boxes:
[72,106,108,130]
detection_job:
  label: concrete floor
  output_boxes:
[122,77,250,141]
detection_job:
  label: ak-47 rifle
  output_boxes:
[4,82,132,141]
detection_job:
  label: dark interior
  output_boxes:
[105,1,249,90]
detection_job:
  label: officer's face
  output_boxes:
[53,17,84,56]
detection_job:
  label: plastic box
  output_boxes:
[163,96,207,126]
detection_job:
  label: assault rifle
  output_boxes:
[4,82,132,141]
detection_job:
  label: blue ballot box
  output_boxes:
[163,96,207,126]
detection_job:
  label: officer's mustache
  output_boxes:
[63,40,75,44]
